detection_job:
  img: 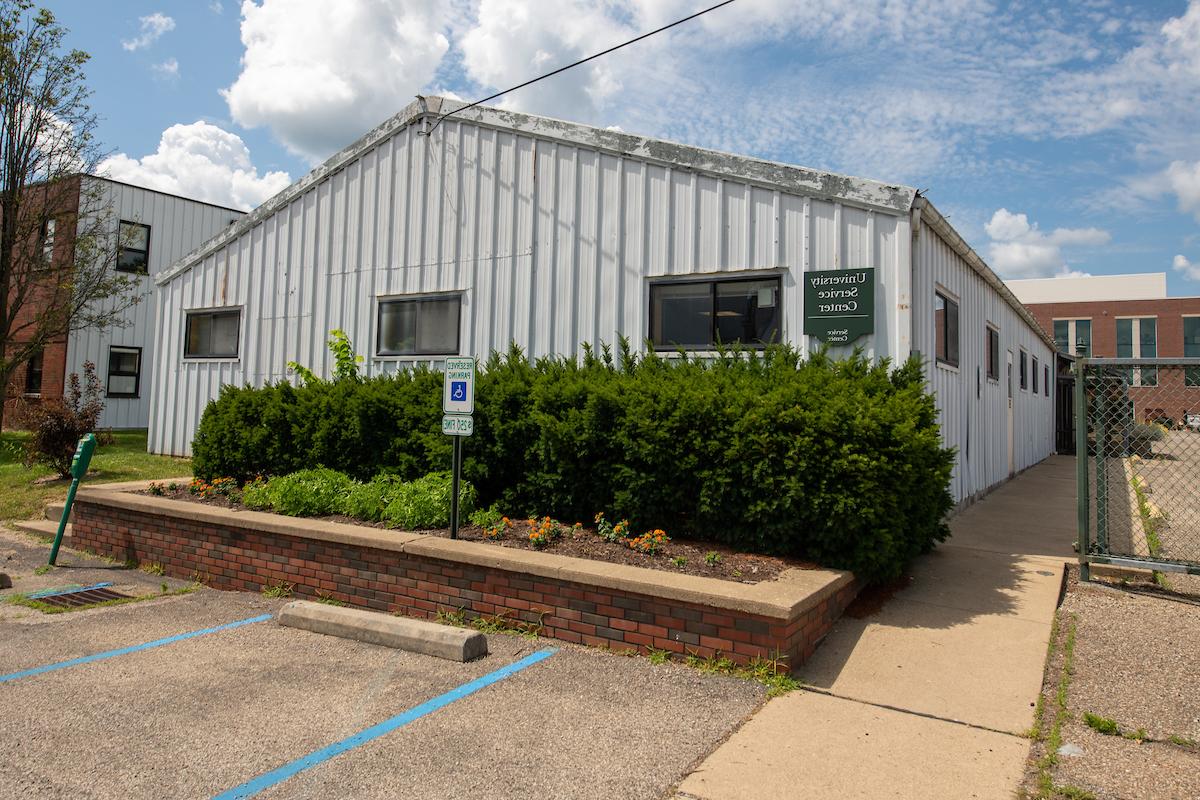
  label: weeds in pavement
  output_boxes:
[261,580,294,599]
[33,564,51,575]
[314,590,347,606]
[1083,712,1120,736]
[140,562,165,576]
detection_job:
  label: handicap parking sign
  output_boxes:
[442,357,475,414]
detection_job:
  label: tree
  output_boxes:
[0,1,140,429]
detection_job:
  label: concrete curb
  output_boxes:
[277,600,488,662]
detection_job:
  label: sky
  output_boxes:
[48,0,1200,294]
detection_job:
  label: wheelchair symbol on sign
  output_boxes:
[450,381,467,402]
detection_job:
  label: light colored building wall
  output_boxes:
[63,177,243,429]
[148,98,1055,505]
[913,205,1057,501]
[1007,272,1167,304]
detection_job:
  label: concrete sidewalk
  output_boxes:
[676,455,1077,800]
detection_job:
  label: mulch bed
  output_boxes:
[140,486,815,584]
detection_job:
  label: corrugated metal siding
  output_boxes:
[149,118,912,456]
[912,219,1056,502]
[63,178,243,429]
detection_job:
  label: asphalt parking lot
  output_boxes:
[0,529,765,800]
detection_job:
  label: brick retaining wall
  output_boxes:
[68,491,858,669]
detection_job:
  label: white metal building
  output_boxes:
[65,176,244,428]
[149,97,1055,503]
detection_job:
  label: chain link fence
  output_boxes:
[1077,358,1200,578]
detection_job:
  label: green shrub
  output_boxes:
[192,342,954,581]
[468,503,504,529]
[340,474,406,522]
[381,471,476,530]
[249,468,356,517]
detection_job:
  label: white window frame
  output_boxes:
[934,286,960,372]
[183,306,242,360]
[1115,316,1158,387]
[985,324,1000,383]
[374,292,463,358]
[1052,317,1092,357]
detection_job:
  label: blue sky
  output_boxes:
[51,0,1200,293]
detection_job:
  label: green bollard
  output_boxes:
[48,433,97,566]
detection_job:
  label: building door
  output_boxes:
[1007,350,1015,476]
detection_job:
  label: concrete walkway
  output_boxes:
[676,455,1078,800]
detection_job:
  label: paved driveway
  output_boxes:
[1,529,764,800]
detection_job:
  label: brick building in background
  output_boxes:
[3,176,243,428]
[1008,273,1200,426]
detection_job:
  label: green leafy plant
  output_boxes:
[381,471,476,529]
[672,556,687,568]
[647,647,671,665]
[1083,712,1119,736]
[261,580,294,599]
[250,469,356,517]
[525,516,563,549]
[626,528,669,554]
[34,564,51,575]
[148,481,166,496]
[482,515,512,541]
[468,503,504,529]
[340,473,405,522]
[705,551,722,567]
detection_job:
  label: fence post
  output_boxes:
[1075,359,1090,582]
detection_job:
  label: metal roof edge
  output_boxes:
[913,196,1057,351]
[157,95,918,287]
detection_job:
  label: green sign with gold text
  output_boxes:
[803,267,875,345]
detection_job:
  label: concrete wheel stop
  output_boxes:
[277,601,488,662]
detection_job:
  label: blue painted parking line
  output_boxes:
[212,647,559,800]
[0,614,272,685]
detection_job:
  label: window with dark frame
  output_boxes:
[184,309,241,358]
[117,220,151,273]
[1019,350,1028,390]
[650,276,780,349]
[1044,364,1050,397]
[376,294,462,356]
[934,291,959,367]
[24,351,43,395]
[107,346,142,398]
[1032,356,1039,394]
[986,326,1000,380]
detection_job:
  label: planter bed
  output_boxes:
[141,486,812,585]
[67,485,860,670]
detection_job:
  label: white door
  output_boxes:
[1007,350,1015,476]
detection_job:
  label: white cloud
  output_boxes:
[210,1,224,13]
[222,0,452,162]
[984,209,1110,279]
[152,57,179,79]
[121,13,175,52]
[98,122,292,211]
[1174,254,1200,281]
[1165,160,1200,222]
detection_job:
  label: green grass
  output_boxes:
[1083,712,1120,736]
[5,582,198,614]
[261,580,295,599]
[0,429,190,522]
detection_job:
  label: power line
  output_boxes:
[423,0,738,137]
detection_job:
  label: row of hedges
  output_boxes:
[192,344,955,581]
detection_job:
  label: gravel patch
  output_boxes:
[1020,568,1200,799]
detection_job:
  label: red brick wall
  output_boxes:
[68,498,858,670]
[3,176,81,425]
[1026,298,1200,423]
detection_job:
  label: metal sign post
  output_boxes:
[442,357,475,539]
[49,433,97,566]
